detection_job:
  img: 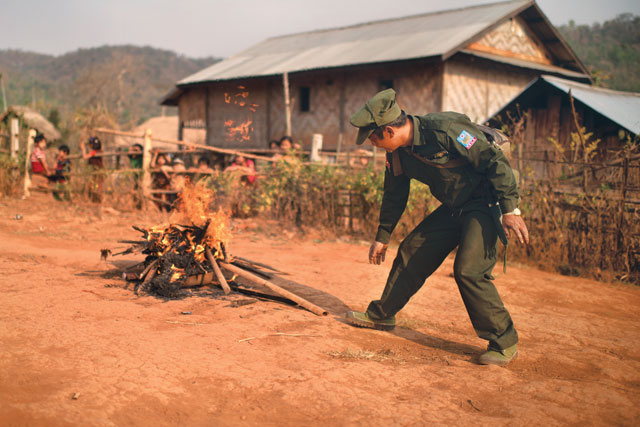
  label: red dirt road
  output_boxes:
[1,195,639,426]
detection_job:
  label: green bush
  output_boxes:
[0,154,26,197]
[206,159,436,239]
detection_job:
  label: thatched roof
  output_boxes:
[0,105,62,141]
[113,116,205,150]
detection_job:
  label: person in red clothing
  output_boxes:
[225,154,256,184]
[30,134,52,188]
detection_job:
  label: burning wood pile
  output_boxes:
[113,182,326,316]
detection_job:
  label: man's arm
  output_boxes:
[375,153,411,245]
[369,153,411,264]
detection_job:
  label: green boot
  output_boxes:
[345,310,396,331]
[478,344,518,366]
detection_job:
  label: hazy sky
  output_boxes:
[1,0,638,58]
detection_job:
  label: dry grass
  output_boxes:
[326,347,405,363]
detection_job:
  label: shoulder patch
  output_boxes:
[456,130,477,149]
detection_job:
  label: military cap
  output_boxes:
[350,89,402,145]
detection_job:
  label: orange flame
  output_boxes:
[170,180,231,252]
[170,265,184,282]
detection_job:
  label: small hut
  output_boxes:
[0,105,61,141]
[112,116,206,151]
[488,75,640,179]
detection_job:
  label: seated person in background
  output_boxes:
[168,158,187,209]
[30,134,52,188]
[48,144,71,182]
[190,156,215,182]
[127,143,143,170]
[81,136,104,169]
[349,148,373,168]
[81,136,104,202]
[170,158,187,192]
[191,156,214,174]
[224,154,256,184]
[126,143,144,208]
[151,150,172,211]
[279,136,293,151]
[268,140,279,152]
[270,139,285,162]
[48,144,72,201]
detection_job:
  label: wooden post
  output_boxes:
[336,133,343,165]
[0,73,7,113]
[205,247,231,295]
[310,133,323,163]
[10,117,19,159]
[517,134,523,183]
[617,156,629,255]
[220,261,328,316]
[142,128,152,208]
[23,129,36,198]
[337,73,346,164]
[283,72,292,137]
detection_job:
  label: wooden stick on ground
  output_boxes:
[205,247,231,295]
[220,262,328,316]
[139,259,158,281]
[136,260,159,295]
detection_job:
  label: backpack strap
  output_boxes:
[391,150,403,176]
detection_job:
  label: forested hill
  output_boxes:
[558,13,640,92]
[0,45,219,125]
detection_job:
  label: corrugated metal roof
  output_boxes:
[542,76,640,135]
[488,75,640,135]
[179,0,537,85]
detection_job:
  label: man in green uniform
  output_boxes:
[345,89,529,366]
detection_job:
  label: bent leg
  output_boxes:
[367,205,460,319]
[453,208,518,349]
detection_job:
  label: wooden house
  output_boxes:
[162,0,590,151]
[488,75,640,179]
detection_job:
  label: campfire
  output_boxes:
[112,182,326,316]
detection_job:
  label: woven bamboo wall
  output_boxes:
[265,71,343,148]
[178,88,206,124]
[468,17,553,64]
[266,62,443,150]
[442,55,536,123]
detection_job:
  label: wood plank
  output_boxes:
[467,42,552,65]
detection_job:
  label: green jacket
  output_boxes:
[376,112,519,244]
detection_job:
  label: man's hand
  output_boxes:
[369,241,388,265]
[502,215,530,245]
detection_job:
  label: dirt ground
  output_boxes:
[0,194,639,426]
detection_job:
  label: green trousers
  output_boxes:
[366,203,518,350]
